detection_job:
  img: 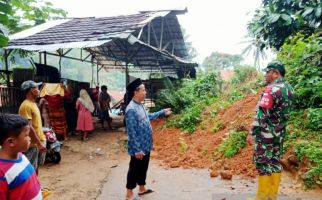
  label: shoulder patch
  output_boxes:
[259,86,273,109]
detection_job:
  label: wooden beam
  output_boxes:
[150,21,160,47]
[159,17,164,49]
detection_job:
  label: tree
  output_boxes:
[8,0,67,34]
[0,0,11,47]
[202,52,243,71]
[248,0,322,50]
[0,0,67,61]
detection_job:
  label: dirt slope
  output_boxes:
[151,93,261,178]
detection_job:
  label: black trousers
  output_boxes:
[126,152,150,189]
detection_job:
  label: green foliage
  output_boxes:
[8,0,67,34]
[294,141,322,189]
[172,103,203,134]
[212,121,224,133]
[155,72,222,113]
[0,0,11,47]
[230,66,259,85]
[228,66,264,103]
[307,108,322,131]
[154,72,222,133]
[284,110,321,152]
[283,110,321,189]
[248,0,322,50]
[1,0,67,63]
[202,52,243,72]
[216,130,248,158]
[277,34,322,109]
[228,89,246,103]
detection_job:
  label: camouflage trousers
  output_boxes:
[253,140,283,176]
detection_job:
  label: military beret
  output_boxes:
[126,78,142,92]
[263,60,285,76]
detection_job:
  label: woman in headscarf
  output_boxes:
[76,89,94,141]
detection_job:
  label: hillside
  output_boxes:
[151,92,261,178]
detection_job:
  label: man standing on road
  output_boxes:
[248,61,294,200]
[124,78,172,200]
[19,80,47,173]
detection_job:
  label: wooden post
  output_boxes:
[4,49,10,86]
[125,61,129,86]
[97,64,99,85]
[44,51,47,66]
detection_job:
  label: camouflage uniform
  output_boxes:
[252,77,294,176]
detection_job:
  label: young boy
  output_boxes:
[0,114,43,200]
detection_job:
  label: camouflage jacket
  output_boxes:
[252,77,294,144]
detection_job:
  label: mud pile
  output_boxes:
[151,93,261,178]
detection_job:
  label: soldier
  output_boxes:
[248,61,294,200]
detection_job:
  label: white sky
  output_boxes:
[50,0,273,65]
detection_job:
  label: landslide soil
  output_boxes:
[151,93,260,177]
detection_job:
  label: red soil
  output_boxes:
[151,93,261,178]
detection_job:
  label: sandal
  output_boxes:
[138,189,154,196]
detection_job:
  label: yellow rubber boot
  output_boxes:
[269,173,281,200]
[247,175,271,200]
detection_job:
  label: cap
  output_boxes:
[21,80,42,91]
[126,78,142,92]
[263,60,285,76]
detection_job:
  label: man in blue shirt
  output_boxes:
[125,78,172,200]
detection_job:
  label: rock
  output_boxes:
[223,164,230,170]
[280,159,290,170]
[287,155,299,167]
[220,170,232,180]
[210,170,219,177]
[170,162,180,168]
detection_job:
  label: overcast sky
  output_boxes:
[50,0,272,65]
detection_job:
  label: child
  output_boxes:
[76,89,94,141]
[0,114,43,200]
[99,85,114,130]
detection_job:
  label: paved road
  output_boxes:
[97,158,258,200]
[97,157,322,200]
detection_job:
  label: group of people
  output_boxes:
[123,61,294,200]
[0,60,293,200]
[0,80,114,199]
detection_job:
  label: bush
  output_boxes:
[154,72,222,113]
[228,66,264,103]
[153,72,222,133]
[215,130,248,158]
[230,66,259,85]
[277,34,322,109]
[307,108,322,131]
[172,103,203,134]
[294,141,322,189]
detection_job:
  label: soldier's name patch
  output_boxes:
[259,88,273,108]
